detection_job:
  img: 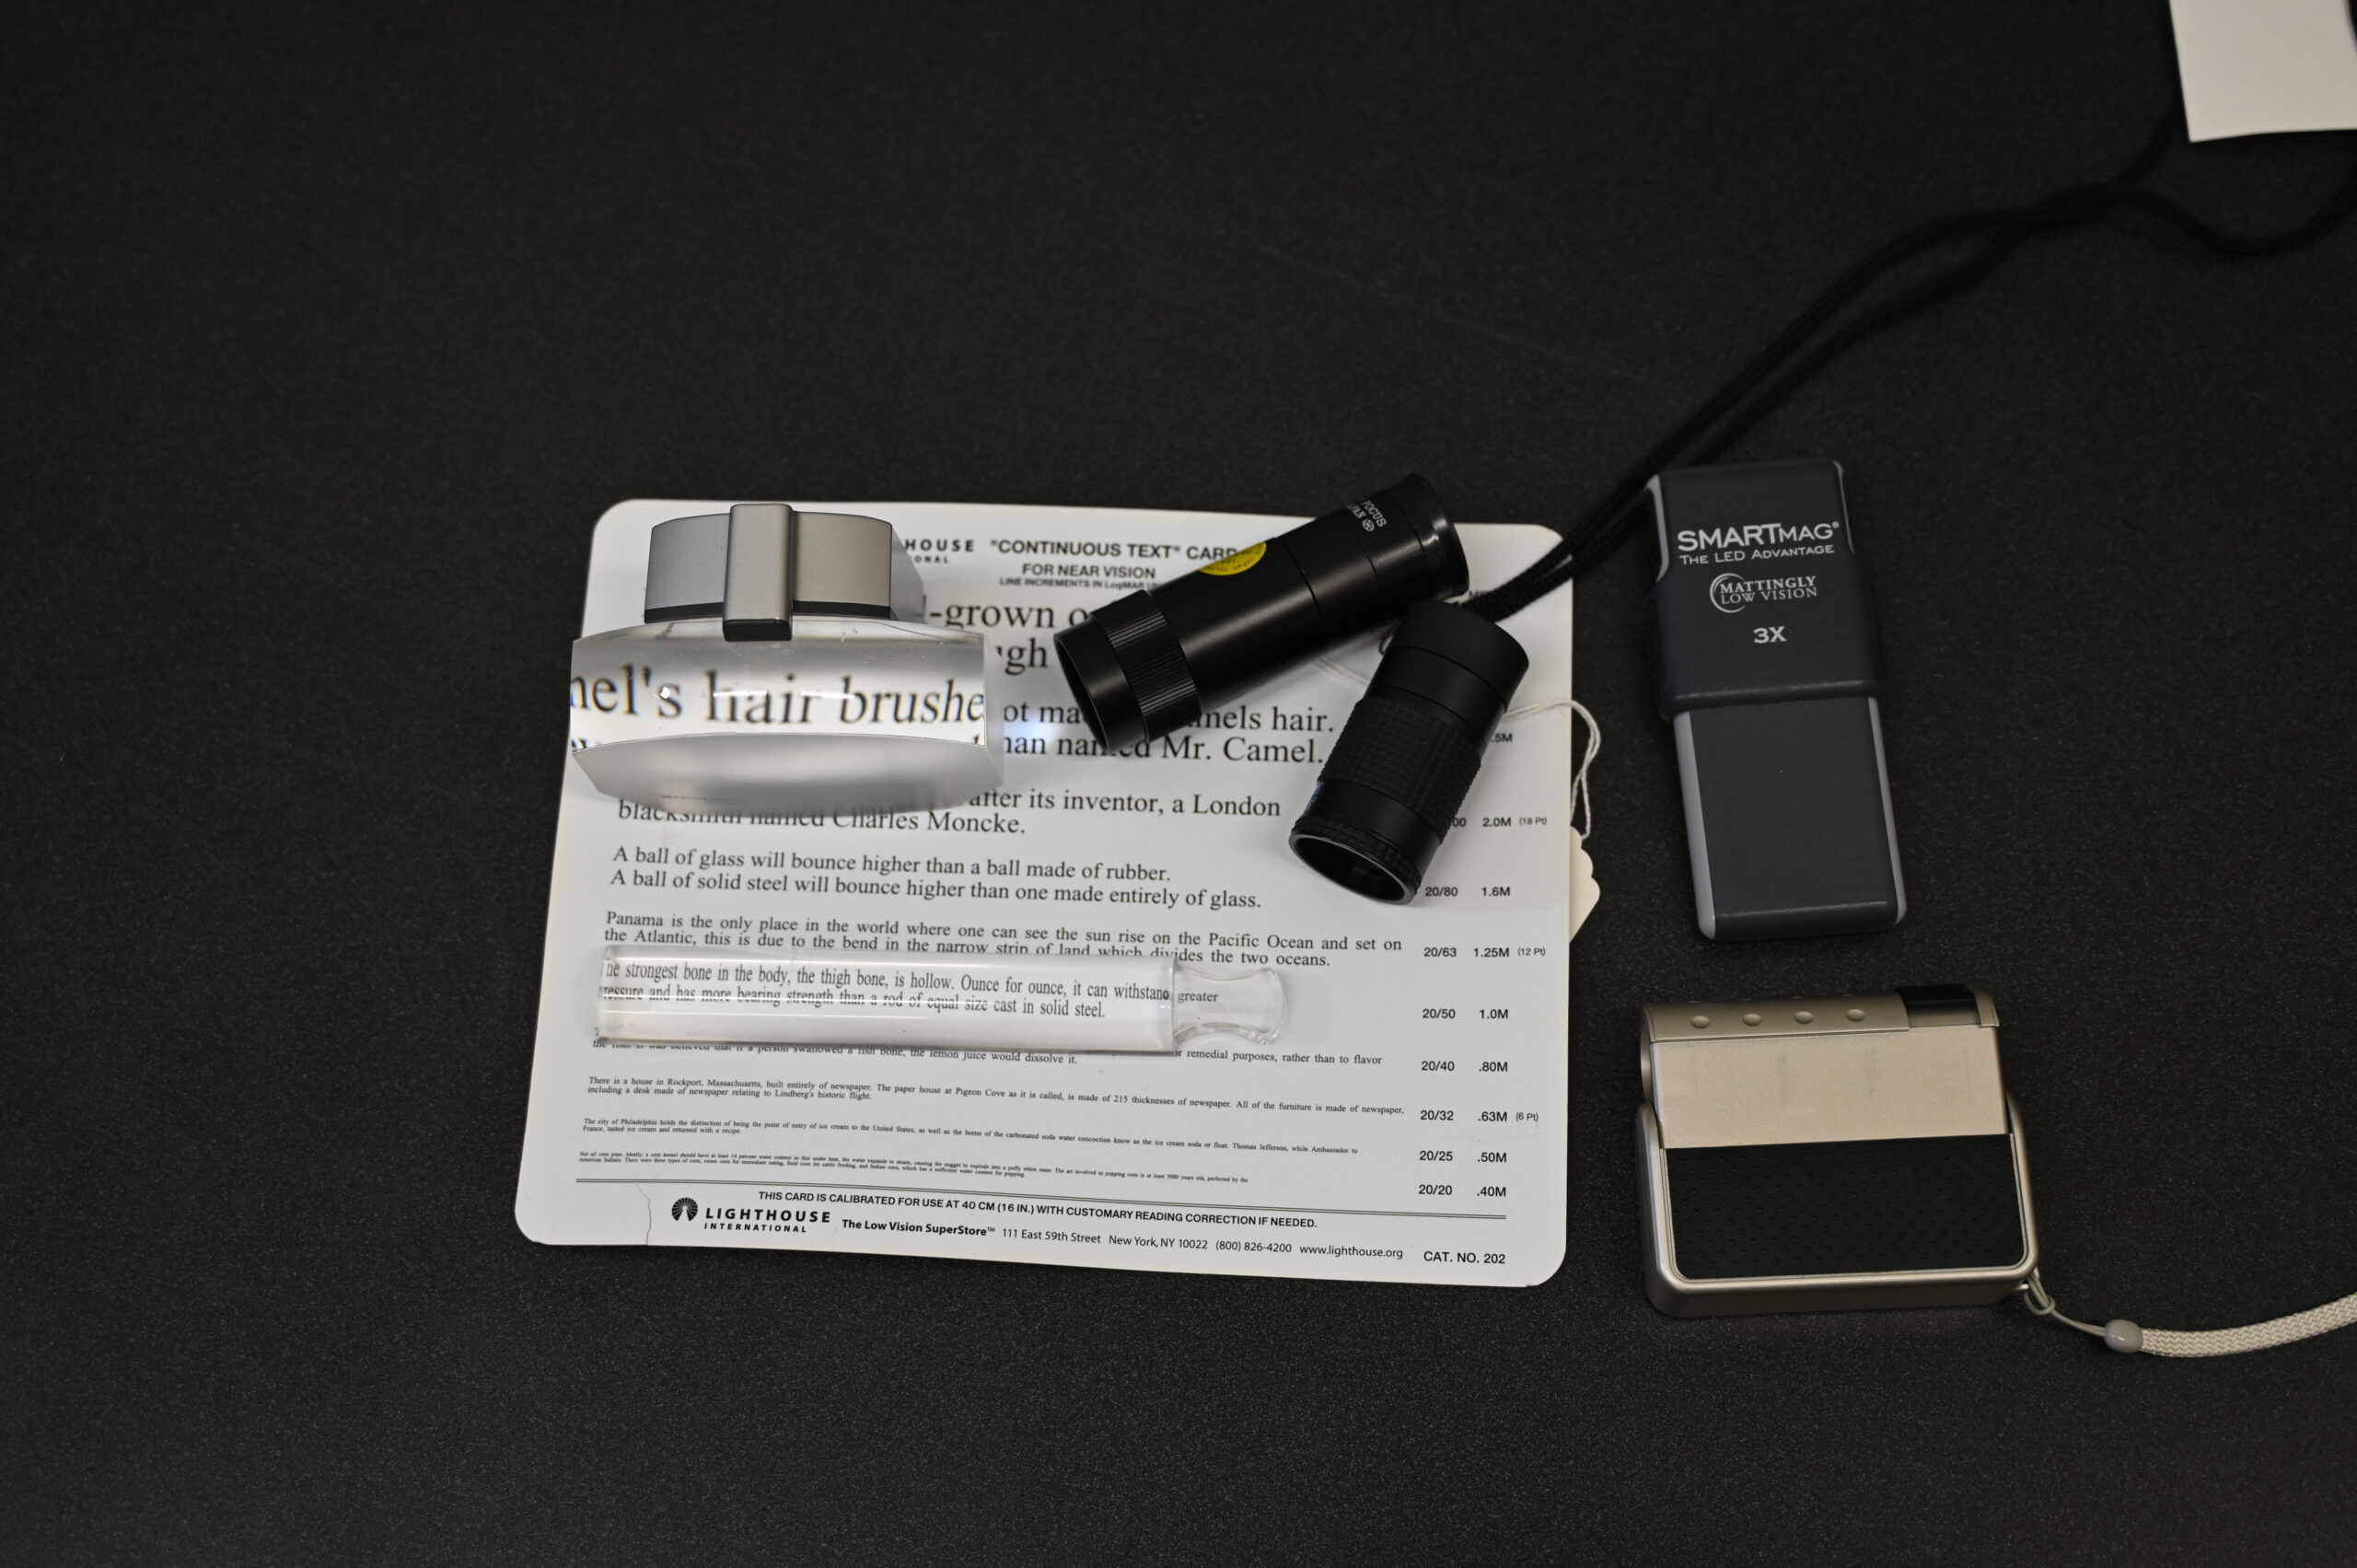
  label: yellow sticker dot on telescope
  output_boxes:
[1200,541,1266,575]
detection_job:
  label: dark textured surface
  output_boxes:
[6,3,2355,1562]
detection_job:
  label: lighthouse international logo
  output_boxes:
[671,1197,698,1222]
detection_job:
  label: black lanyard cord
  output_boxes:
[1467,81,2357,623]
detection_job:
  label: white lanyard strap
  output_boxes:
[2023,1269,2357,1356]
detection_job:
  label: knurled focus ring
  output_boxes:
[1317,691,1482,834]
[1096,595,1201,737]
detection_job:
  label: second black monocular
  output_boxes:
[1053,476,1468,749]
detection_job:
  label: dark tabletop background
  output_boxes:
[7,2,2356,1562]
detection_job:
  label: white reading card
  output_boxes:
[517,502,1585,1286]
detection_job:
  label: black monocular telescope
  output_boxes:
[1289,600,1527,902]
[1052,476,1468,748]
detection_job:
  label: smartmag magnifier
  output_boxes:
[1648,460,1903,940]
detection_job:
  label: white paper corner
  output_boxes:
[2170,0,2357,142]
